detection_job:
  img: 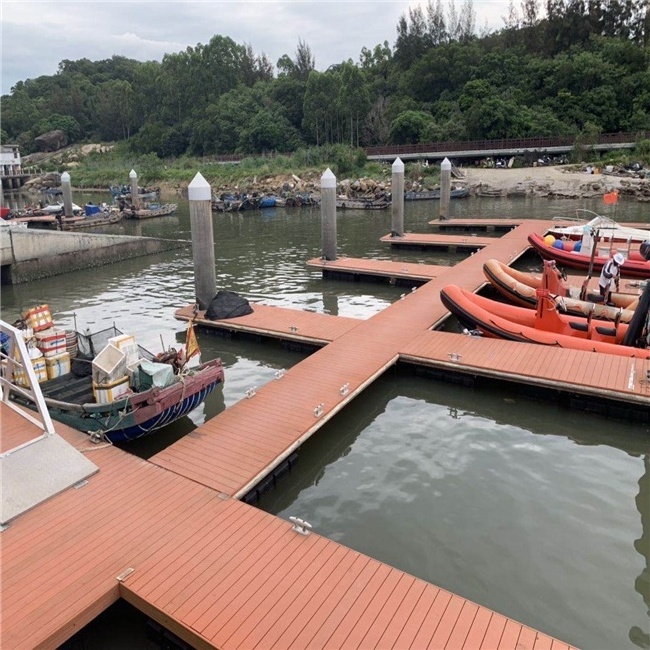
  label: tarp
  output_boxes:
[205,290,254,320]
[137,361,176,390]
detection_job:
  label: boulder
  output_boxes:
[34,130,68,152]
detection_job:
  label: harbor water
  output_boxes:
[3,193,648,650]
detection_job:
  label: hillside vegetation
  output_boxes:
[2,0,648,168]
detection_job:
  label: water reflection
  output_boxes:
[258,373,649,650]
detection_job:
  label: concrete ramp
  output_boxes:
[1,433,98,525]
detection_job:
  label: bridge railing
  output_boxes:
[364,130,650,157]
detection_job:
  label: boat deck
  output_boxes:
[1,402,577,650]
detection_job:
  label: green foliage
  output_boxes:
[1,13,648,158]
[389,111,434,144]
[633,139,650,163]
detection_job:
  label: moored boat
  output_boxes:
[126,203,178,219]
[336,197,389,210]
[404,188,469,200]
[547,212,650,244]
[483,259,640,321]
[4,315,224,443]
[440,283,650,358]
[528,232,650,279]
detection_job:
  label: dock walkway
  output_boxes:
[1,403,576,650]
[6,216,635,649]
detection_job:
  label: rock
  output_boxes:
[34,130,68,152]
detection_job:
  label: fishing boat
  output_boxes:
[336,197,389,210]
[483,259,641,321]
[527,233,650,279]
[126,203,178,219]
[440,283,650,358]
[404,188,469,200]
[547,211,650,244]
[5,317,224,443]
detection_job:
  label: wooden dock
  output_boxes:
[379,232,496,251]
[8,216,641,649]
[305,256,447,284]
[1,402,577,650]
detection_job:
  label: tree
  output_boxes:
[338,62,370,146]
[389,110,434,143]
[294,39,316,81]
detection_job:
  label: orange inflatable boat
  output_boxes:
[440,284,650,358]
[483,259,640,322]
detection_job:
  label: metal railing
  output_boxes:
[0,320,55,454]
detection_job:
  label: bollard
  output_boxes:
[391,157,404,237]
[321,168,337,261]
[61,171,73,218]
[129,169,140,210]
[439,157,451,221]
[188,172,216,310]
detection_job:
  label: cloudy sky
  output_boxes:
[1,1,509,96]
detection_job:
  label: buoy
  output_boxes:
[563,240,574,252]
[552,239,564,249]
[573,241,582,252]
[544,234,556,246]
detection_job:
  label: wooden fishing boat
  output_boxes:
[527,233,650,279]
[59,210,124,230]
[483,259,640,321]
[404,188,469,200]
[440,284,650,358]
[547,212,650,244]
[6,321,224,443]
[126,203,178,219]
[336,197,389,210]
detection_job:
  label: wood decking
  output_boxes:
[1,402,577,650]
[379,232,495,251]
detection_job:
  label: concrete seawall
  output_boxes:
[0,229,189,284]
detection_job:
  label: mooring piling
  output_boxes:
[188,172,216,309]
[321,168,337,261]
[439,157,451,220]
[391,157,404,237]
[129,169,139,209]
[61,171,73,218]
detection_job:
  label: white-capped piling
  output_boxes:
[439,157,451,220]
[321,168,337,261]
[61,171,73,217]
[391,157,404,237]
[129,169,140,209]
[188,172,216,309]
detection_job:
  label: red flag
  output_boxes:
[603,191,618,205]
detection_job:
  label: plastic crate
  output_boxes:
[108,334,139,365]
[45,352,71,380]
[13,357,47,386]
[36,327,67,358]
[92,376,130,404]
[24,305,53,332]
[92,344,126,384]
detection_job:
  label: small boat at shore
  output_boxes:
[4,315,224,443]
[336,197,389,210]
[528,232,650,279]
[441,283,650,357]
[404,188,469,200]
[547,212,650,244]
[125,203,178,219]
[483,259,640,322]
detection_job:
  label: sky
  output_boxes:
[1,0,510,96]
